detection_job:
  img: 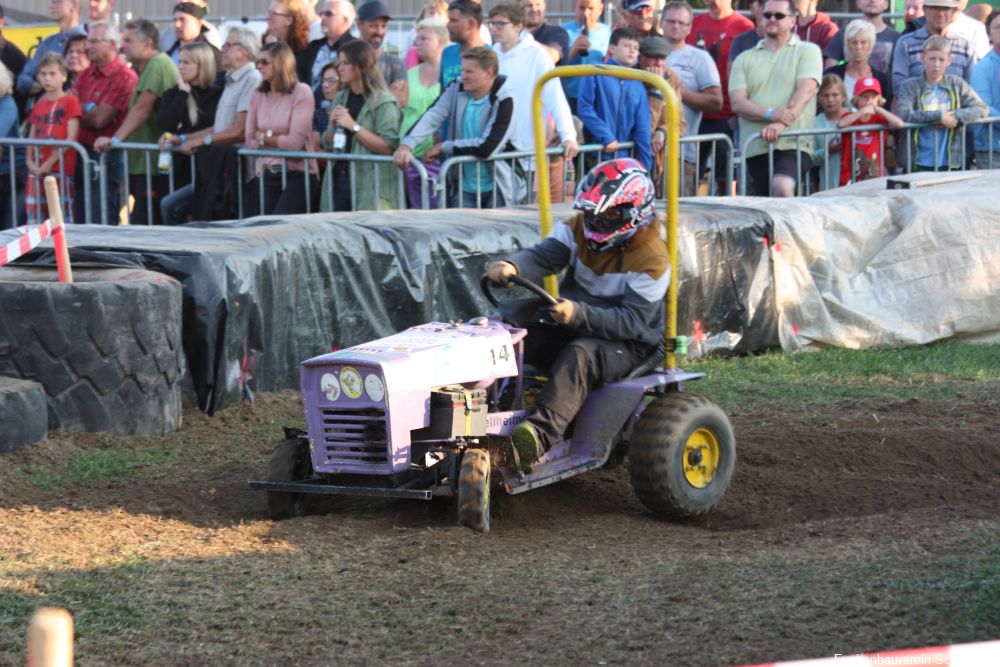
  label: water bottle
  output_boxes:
[696,33,707,51]
[332,127,347,154]
[157,137,173,173]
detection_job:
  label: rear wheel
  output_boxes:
[628,392,735,519]
[267,438,311,520]
[457,449,491,533]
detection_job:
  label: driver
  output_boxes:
[487,158,670,471]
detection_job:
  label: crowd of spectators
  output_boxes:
[0,0,998,228]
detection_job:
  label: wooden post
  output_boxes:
[43,175,74,284]
[27,608,74,667]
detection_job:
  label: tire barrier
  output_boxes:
[0,376,48,452]
[0,267,184,437]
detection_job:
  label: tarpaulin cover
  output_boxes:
[739,170,1000,351]
[1,203,773,412]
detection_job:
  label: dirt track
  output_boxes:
[1,387,999,665]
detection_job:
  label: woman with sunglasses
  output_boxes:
[320,39,402,212]
[245,41,317,215]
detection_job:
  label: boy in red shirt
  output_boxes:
[836,76,903,186]
[26,53,82,224]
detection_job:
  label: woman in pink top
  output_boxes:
[245,41,316,215]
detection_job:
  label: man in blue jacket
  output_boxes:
[576,27,653,171]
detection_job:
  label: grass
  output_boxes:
[25,447,174,490]
[0,560,148,655]
[685,342,1000,409]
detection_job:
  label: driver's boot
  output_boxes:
[511,422,543,473]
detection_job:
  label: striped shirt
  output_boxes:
[891,27,976,93]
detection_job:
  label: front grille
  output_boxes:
[320,407,389,464]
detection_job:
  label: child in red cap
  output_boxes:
[836,77,904,186]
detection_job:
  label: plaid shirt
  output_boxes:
[70,57,138,148]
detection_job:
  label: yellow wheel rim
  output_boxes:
[682,428,720,489]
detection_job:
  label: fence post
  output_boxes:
[27,607,73,667]
[43,176,74,284]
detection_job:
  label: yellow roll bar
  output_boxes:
[532,65,681,368]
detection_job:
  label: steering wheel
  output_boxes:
[480,274,559,308]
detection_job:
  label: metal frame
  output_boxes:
[530,64,683,368]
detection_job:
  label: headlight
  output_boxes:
[320,372,340,402]
[340,366,363,399]
[364,374,385,402]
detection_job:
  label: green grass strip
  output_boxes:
[684,342,1000,409]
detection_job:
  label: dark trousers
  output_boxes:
[248,170,317,216]
[697,117,735,194]
[74,148,122,225]
[523,324,651,446]
[0,172,25,230]
[129,173,168,225]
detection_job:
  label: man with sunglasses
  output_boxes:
[730,0,822,197]
[618,0,661,40]
[486,158,668,472]
[303,0,356,91]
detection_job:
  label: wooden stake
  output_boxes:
[43,175,74,284]
[27,608,74,667]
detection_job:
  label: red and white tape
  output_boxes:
[742,640,1000,667]
[0,220,54,268]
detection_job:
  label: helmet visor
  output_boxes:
[584,206,631,235]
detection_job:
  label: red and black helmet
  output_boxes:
[573,158,656,253]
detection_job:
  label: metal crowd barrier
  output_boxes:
[0,138,92,225]
[100,142,197,225]
[739,116,1000,196]
[679,133,735,196]
[437,142,637,209]
[236,149,431,214]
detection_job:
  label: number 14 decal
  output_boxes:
[490,344,510,365]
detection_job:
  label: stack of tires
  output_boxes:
[0,267,185,451]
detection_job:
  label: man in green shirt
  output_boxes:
[730,0,822,196]
[94,19,178,224]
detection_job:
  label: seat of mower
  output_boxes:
[523,342,664,382]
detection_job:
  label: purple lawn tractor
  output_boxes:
[249,275,735,533]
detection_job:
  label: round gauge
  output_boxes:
[364,374,385,402]
[320,372,340,402]
[340,366,363,399]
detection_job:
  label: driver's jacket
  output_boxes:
[506,213,669,349]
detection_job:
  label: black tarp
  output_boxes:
[2,202,775,413]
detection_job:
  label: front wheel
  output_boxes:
[266,438,311,520]
[457,449,491,533]
[628,392,735,519]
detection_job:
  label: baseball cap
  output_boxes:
[357,0,391,21]
[174,2,205,19]
[921,0,959,7]
[639,36,670,58]
[854,77,882,97]
[625,0,655,12]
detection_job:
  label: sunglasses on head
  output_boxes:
[762,11,791,19]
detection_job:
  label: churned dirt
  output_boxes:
[1,386,999,666]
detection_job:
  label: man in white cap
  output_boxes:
[892,0,976,91]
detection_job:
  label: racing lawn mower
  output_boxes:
[248,65,736,533]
